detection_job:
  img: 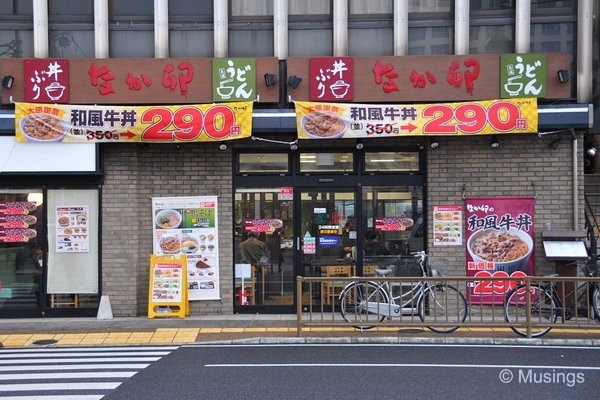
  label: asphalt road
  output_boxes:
[104,343,600,400]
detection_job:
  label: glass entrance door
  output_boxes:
[0,190,45,317]
[234,189,295,311]
[298,189,356,305]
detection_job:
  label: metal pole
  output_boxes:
[296,276,303,337]
[525,277,532,339]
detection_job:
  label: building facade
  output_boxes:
[0,0,597,318]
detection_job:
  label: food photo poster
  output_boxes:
[152,196,219,301]
[465,197,535,304]
[55,206,89,253]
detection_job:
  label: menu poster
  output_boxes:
[0,201,38,243]
[55,206,89,253]
[433,206,462,246]
[465,197,535,304]
[152,196,219,301]
[151,262,183,303]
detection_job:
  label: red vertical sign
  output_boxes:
[309,57,353,101]
[465,197,535,304]
[24,59,70,103]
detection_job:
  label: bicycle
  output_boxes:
[338,251,468,333]
[504,257,600,338]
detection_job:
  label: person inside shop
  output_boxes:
[240,232,269,304]
[340,215,356,257]
[266,229,284,274]
[363,229,391,256]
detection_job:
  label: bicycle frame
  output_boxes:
[362,279,429,317]
[361,251,433,318]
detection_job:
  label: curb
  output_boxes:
[193,336,600,347]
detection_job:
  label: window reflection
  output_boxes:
[238,153,289,174]
[299,152,354,173]
[365,152,419,173]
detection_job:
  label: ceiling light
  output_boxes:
[429,137,439,149]
[219,143,227,151]
[490,135,500,149]
[355,141,364,150]
[587,146,597,157]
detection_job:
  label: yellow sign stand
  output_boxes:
[148,254,188,319]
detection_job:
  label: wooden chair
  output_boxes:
[362,264,378,277]
[321,265,352,305]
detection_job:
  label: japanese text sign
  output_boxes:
[15,101,253,143]
[213,58,256,102]
[24,59,69,103]
[465,197,535,304]
[309,57,353,101]
[500,54,547,98]
[295,98,537,139]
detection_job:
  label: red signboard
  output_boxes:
[24,59,69,103]
[465,197,535,304]
[309,57,353,101]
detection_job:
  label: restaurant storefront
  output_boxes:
[0,52,592,317]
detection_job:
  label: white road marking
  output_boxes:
[0,396,103,400]
[187,343,600,350]
[205,363,600,371]
[0,382,121,391]
[0,357,161,364]
[0,352,170,358]
[0,346,178,353]
[0,364,150,372]
[0,371,136,380]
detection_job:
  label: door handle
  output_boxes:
[297,237,300,250]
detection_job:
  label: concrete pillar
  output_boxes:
[515,0,530,53]
[333,0,348,56]
[154,0,169,58]
[274,0,288,60]
[454,0,469,55]
[33,0,48,58]
[214,0,228,58]
[94,0,109,58]
[394,0,408,56]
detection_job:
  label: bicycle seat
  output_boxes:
[375,268,393,277]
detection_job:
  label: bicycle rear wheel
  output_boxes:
[505,285,557,338]
[339,281,389,329]
[418,283,467,333]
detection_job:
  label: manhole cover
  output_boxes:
[32,339,58,345]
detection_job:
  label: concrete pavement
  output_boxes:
[1,314,600,347]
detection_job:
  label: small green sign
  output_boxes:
[500,54,547,98]
[213,58,256,102]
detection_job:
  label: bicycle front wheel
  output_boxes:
[505,285,557,338]
[339,281,389,329]
[592,286,600,321]
[418,284,467,333]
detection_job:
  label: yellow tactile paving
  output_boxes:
[200,328,222,333]
[222,328,245,333]
[244,327,267,332]
[266,327,291,332]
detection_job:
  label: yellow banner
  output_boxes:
[295,98,538,139]
[15,102,253,143]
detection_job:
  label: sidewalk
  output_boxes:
[1,314,600,348]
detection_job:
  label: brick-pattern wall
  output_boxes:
[100,133,584,316]
[102,143,232,316]
[427,133,585,276]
